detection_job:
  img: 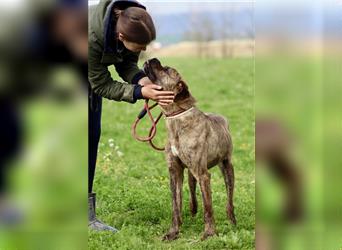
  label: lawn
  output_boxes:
[88,57,255,249]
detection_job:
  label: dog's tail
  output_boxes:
[227,159,236,225]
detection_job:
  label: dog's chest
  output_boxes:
[166,123,182,157]
[167,122,197,158]
[170,145,179,157]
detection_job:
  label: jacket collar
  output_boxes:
[103,0,146,54]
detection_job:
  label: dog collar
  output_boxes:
[165,107,195,119]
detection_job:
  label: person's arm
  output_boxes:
[114,51,146,85]
[88,43,143,103]
[114,51,175,105]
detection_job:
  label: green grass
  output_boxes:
[88,57,255,249]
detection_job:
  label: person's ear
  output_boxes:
[118,33,125,42]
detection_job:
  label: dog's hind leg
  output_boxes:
[188,170,198,216]
[219,159,237,225]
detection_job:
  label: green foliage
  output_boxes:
[89,57,255,249]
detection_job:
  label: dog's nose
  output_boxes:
[143,60,149,72]
[150,58,161,65]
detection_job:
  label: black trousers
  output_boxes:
[0,100,21,194]
[88,89,102,193]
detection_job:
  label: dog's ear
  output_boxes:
[174,80,190,102]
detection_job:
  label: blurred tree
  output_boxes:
[220,6,234,58]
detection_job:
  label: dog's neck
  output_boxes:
[161,95,196,117]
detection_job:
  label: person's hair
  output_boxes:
[115,7,156,45]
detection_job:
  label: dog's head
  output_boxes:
[143,58,190,102]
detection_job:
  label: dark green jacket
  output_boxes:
[88,0,146,103]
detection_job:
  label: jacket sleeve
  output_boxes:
[88,42,140,103]
[114,51,146,85]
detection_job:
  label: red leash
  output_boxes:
[131,100,165,151]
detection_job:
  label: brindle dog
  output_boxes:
[144,58,236,241]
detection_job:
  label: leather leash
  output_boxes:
[131,100,165,151]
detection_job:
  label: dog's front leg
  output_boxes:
[189,149,216,240]
[163,155,184,241]
[198,170,216,240]
[188,171,198,216]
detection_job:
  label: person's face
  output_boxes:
[118,33,147,52]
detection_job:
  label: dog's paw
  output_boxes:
[227,207,237,226]
[162,231,179,241]
[201,229,216,241]
[229,215,237,226]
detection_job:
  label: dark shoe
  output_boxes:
[88,193,118,233]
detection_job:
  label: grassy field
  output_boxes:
[88,57,255,249]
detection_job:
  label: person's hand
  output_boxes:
[141,84,174,106]
[138,76,153,86]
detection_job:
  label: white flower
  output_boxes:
[109,143,114,148]
[117,151,124,157]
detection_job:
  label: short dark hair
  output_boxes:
[115,7,156,45]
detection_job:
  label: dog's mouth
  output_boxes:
[143,61,156,82]
[143,58,163,83]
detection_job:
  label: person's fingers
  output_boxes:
[157,95,175,100]
[158,101,172,106]
[158,100,173,104]
[157,99,174,104]
[155,91,174,96]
